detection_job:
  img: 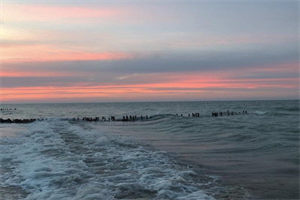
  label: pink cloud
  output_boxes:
[0,71,75,78]
[1,44,133,63]
[1,71,298,102]
[4,4,127,21]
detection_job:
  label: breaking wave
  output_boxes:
[0,120,218,200]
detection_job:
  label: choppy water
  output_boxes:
[0,100,299,200]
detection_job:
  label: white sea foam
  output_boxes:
[254,111,267,115]
[0,120,215,200]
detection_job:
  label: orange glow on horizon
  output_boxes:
[1,76,298,102]
[1,61,298,102]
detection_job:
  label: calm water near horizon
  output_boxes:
[0,100,299,199]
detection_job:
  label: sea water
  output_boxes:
[0,100,299,199]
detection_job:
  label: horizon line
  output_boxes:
[1,98,299,105]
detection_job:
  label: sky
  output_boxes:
[1,0,299,103]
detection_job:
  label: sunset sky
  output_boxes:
[1,0,299,103]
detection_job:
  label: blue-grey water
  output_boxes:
[0,100,299,200]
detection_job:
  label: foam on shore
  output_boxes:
[0,120,215,200]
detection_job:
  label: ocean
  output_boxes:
[0,100,299,200]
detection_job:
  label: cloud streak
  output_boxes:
[4,4,127,22]
[1,44,133,63]
[1,64,298,102]
[1,0,299,102]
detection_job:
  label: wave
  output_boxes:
[253,110,299,117]
[254,111,267,115]
[0,120,218,200]
[275,106,300,112]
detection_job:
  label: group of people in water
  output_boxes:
[0,108,16,111]
[77,115,150,122]
[0,118,36,123]
[175,110,248,118]
[0,110,248,123]
[211,110,248,117]
[122,115,150,121]
[0,116,150,123]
